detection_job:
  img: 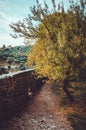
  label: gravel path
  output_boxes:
[0,83,73,130]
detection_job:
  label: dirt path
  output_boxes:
[0,83,73,130]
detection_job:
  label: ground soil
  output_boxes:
[0,83,73,130]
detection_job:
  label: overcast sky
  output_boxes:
[0,0,70,47]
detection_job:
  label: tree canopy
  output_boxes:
[10,0,86,82]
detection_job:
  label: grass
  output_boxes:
[68,112,86,130]
[52,81,86,130]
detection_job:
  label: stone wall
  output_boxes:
[0,69,43,121]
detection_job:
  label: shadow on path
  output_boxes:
[0,82,73,130]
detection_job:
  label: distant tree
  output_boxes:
[7,57,14,65]
[19,63,26,70]
[2,44,6,49]
[0,67,8,75]
[10,0,86,101]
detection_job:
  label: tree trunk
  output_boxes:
[63,79,74,102]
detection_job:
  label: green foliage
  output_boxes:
[7,57,14,64]
[0,67,8,75]
[0,45,32,71]
[19,64,26,70]
[10,0,86,82]
[14,55,27,64]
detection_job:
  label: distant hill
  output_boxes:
[0,45,33,74]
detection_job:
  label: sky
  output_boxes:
[0,0,70,47]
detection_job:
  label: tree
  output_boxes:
[2,44,6,49]
[7,57,14,65]
[10,0,86,101]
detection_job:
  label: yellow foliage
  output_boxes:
[27,11,86,81]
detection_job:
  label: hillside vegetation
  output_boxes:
[0,45,32,74]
